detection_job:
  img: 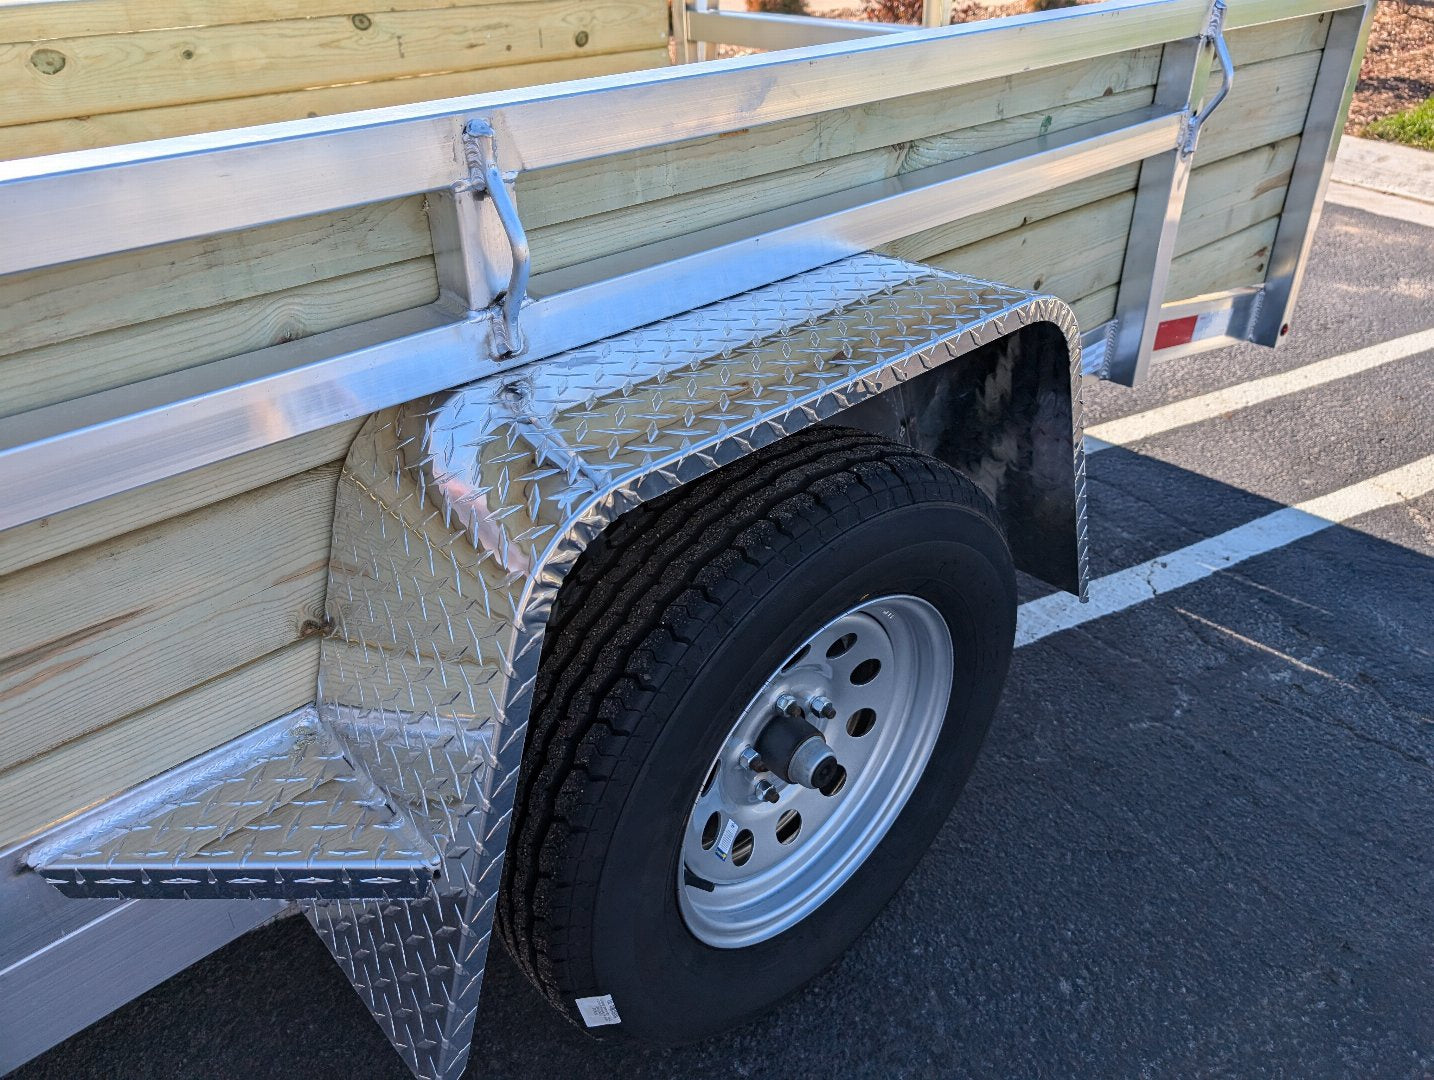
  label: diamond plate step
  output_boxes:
[28,708,440,899]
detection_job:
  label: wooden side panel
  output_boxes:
[0,411,358,849]
[0,9,1342,851]
[0,50,668,160]
[0,194,426,843]
[521,48,1165,274]
[1,261,437,418]
[881,165,1142,266]
[1168,217,1281,300]
[2,0,610,39]
[0,198,438,419]
[0,425,363,579]
[521,49,1163,226]
[0,0,669,159]
[3,198,429,355]
[906,13,1330,322]
[0,640,321,849]
[1018,13,1331,318]
[1178,136,1299,256]
[0,108,445,847]
[0,465,340,775]
[926,192,1139,305]
[3,1,664,126]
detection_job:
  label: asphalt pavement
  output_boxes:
[10,198,1433,1080]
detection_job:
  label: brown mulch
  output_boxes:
[1348,0,1434,130]
[950,1,1032,21]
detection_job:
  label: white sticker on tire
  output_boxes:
[714,816,739,861]
[575,994,623,1027]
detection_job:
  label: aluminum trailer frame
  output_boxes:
[0,0,1376,1072]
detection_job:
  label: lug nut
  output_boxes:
[807,695,837,720]
[739,746,766,772]
[753,779,781,804]
[775,693,805,718]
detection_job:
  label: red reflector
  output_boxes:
[1154,315,1199,351]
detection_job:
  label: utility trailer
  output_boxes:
[0,0,1372,1073]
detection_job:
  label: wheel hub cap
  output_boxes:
[677,594,955,948]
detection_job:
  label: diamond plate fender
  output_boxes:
[306,254,1086,1079]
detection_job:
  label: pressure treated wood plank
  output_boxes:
[0,638,319,850]
[1175,136,1297,256]
[0,0,668,126]
[1070,284,1118,331]
[1166,215,1280,301]
[0,464,340,773]
[519,47,1163,230]
[1223,11,1330,66]
[1,197,430,357]
[878,163,1140,263]
[1195,48,1322,165]
[0,0,1328,51]
[0,0,578,42]
[531,143,900,274]
[529,85,1155,274]
[0,257,437,417]
[918,137,1293,334]
[898,87,1155,172]
[0,48,669,160]
[924,191,1137,305]
[0,423,361,578]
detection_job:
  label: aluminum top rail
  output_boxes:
[0,0,1350,277]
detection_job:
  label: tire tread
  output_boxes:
[496,426,1004,1019]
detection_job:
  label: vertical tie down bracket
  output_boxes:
[1181,0,1234,157]
[455,119,531,358]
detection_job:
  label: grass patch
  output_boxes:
[1364,96,1434,151]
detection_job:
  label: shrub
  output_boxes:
[1363,96,1434,149]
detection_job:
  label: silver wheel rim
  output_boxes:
[677,594,955,949]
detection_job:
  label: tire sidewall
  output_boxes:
[581,498,1015,1043]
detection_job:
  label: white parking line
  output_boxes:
[1016,454,1434,647]
[1084,327,1434,452]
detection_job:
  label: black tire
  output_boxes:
[497,425,1016,1044]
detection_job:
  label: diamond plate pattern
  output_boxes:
[24,254,1082,1074]
[308,255,1085,1079]
[28,708,440,900]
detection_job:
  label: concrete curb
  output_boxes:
[1333,136,1434,205]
